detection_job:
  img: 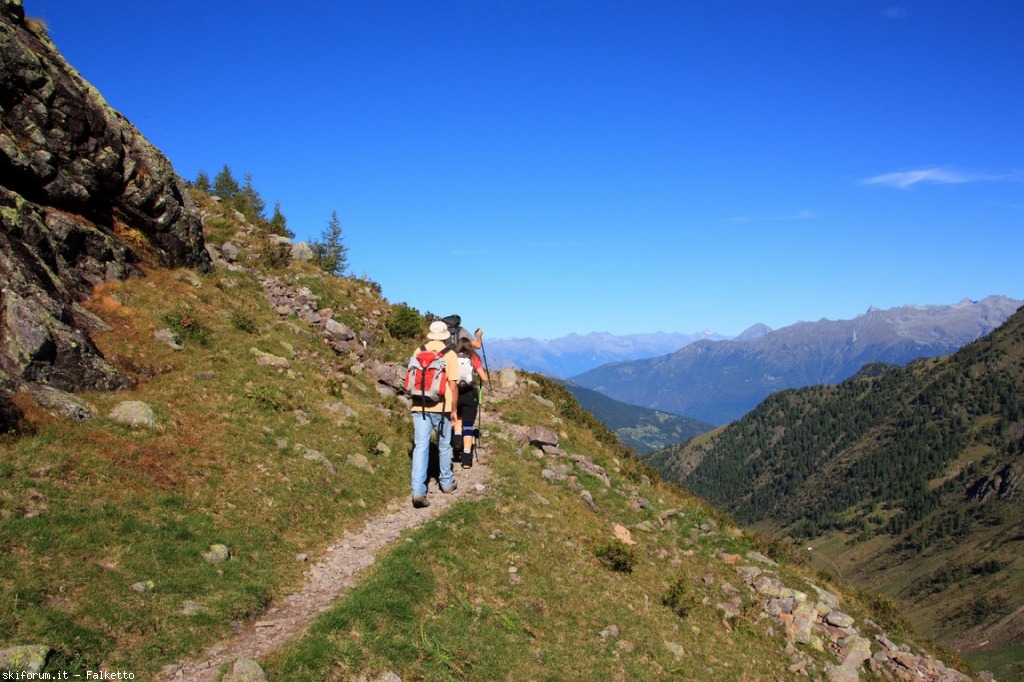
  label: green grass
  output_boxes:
[964,641,1024,682]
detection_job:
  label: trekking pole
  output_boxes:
[480,337,491,393]
[479,338,491,450]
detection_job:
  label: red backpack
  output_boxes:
[404,345,452,406]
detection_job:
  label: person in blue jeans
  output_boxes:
[409,320,460,508]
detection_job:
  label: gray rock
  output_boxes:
[526,425,559,447]
[201,544,230,563]
[745,550,778,566]
[825,610,855,628]
[303,448,336,474]
[154,328,183,350]
[324,401,356,419]
[324,318,355,341]
[0,645,51,674]
[27,384,95,421]
[532,394,555,408]
[347,453,375,473]
[573,454,611,486]
[109,400,158,429]
[290,242,314,261]
[222,656,268,682]
[181,600,212,616]
[220,242,240,261]
[498,367,518,388]
[250,348,290,368]
[663,640,685,660]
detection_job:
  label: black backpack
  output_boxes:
[440,314,464,348]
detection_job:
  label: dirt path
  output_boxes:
[161,459,495,681]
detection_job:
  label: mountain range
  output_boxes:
[484,330,727,378]
[571,297,1023,425]
[649,305,1024,679]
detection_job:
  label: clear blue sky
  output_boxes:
[28,0,1024,339]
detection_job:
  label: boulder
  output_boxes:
[109,400,158,429]
[222,656,268,682]
[0,645,50,674]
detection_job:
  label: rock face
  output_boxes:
[0,0,210,428]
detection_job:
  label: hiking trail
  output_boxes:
[161,458,496,681]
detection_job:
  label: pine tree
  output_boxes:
[311,210,348,276]
[236,172,267,223]
[212,164,240,200]
[269,201,294,238]
[194,170,211,193]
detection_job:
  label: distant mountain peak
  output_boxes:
[735,323,772,341]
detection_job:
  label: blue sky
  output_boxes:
[28,0,1023,339]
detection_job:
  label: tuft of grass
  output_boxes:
[244,386,295,412]
[163,306,212,346]
[230,310,259,334]
[662,575,699,618]
[594,539,636,574]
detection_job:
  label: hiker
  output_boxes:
[452,338,489,468]
[406,320,460,508]
[441,314,483,350]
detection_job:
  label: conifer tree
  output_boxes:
[269,201,294,238]
[237,172,267,223]
[194,170,211,193]
[312,210,348,276]
[212,164,240,200]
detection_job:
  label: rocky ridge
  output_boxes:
[0,0,210,430]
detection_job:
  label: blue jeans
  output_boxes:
[411,411,455,497]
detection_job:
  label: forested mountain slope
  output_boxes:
[558,380,713,453]
[657,306,1024,678]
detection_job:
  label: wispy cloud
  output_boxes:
[729,209,818,224]
[881,6,909,20]
[861,167,1024,189]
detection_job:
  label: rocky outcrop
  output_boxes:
[1,0,210,427]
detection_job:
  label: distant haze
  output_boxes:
[485,330,730,378]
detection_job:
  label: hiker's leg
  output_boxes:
[411,412,432,497]
[462,391,479,452]
[437,414,455,490]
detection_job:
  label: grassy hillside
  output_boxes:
[557,380,713,453]
[659,307,1024,680]
[0,191,986,681]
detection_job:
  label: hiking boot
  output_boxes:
[441,480,458,494]
[412,494,430,508]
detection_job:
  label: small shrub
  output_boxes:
[662,576,699,618]
[862,591,911,638]
[245,386,293,412]
[387,303,424,340]
[595,540,636,574]
[259,244,291,271]
[230,311,259,334]
[163,308,212,346]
